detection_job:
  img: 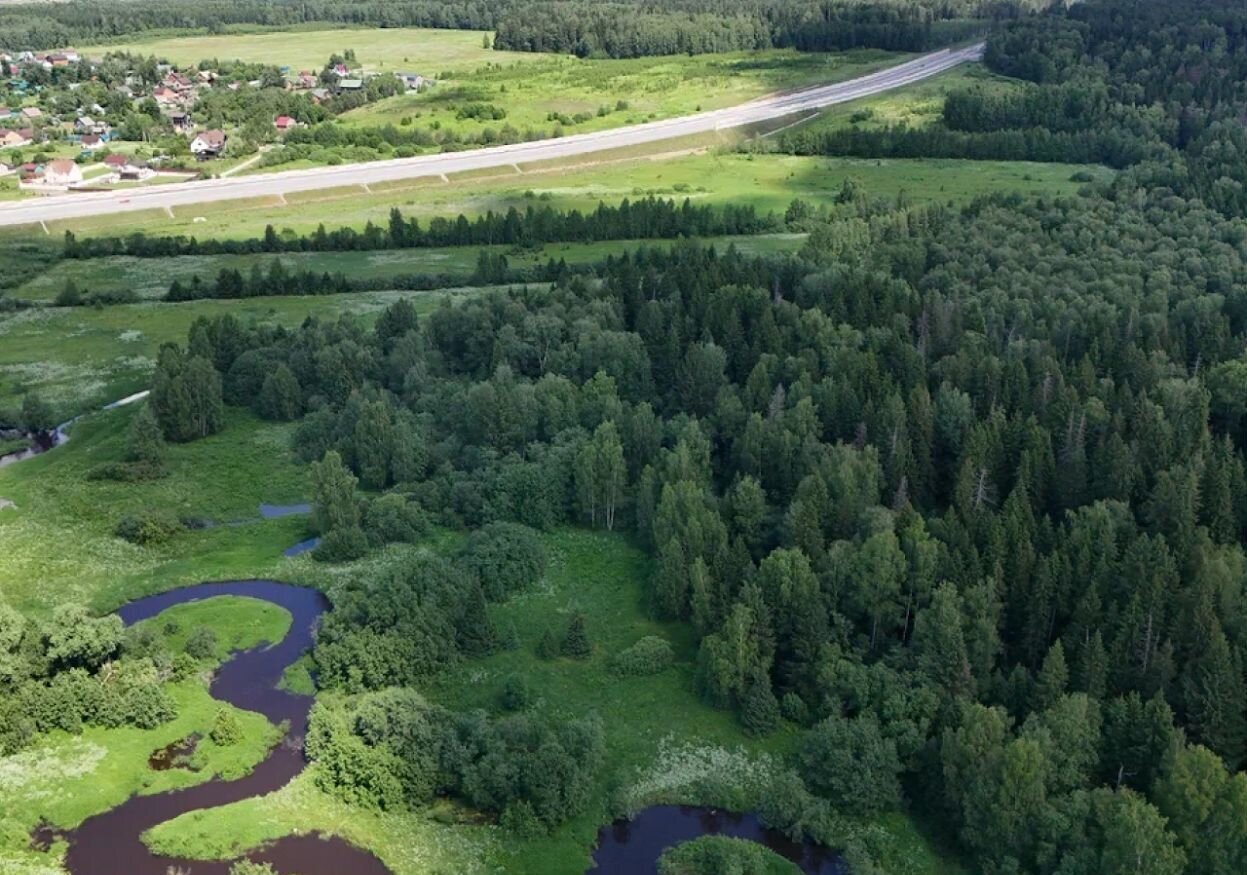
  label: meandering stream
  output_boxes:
[58,580,390,875]
[6,395,843,874]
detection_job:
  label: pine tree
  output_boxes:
[739,667,780,737]
[457,582,496,657]
[1076,631,1108,700]
[562,612,590,659]
[913,582,973,700]
[1182,620,1247,769]
[1033,640,1069,713]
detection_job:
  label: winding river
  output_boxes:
[7,396,843,874]
[60,580,390,875]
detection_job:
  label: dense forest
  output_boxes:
[0,0,1031,56]
[779,0,1247,218]
[133,161,1247,875]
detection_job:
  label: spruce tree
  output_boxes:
[125,404,167,468]
[562,612,590,659]
[258,364,302,422]
[1033,640,1069,713]
[739,667,780,737]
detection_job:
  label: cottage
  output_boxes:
[295,71,317,90]
[190,129,227,158]
[163,72,193,92]
[153,86,181,105]
[397,73,427,91]
[337,78,363,92]
[0,128,30,148]
[273,115,297,132]
[310,88,330,104]
[102,153,130,170]
[169,110,192,132]
[20,106,41,119]
[79,134,103,152]
[19,162,39,180]
[331,63,350,78]
[43,158,82,186]
[0,106,11,120]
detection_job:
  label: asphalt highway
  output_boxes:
[0,44,983,229]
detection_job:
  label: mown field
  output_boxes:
[77,27,544,75]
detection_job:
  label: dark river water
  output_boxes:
[55,580,390,875]
[590,805,846,874]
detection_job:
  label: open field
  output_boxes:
[78,27,545,75]
[11,234,803,304]
[0,287,483,419]
[2,150,1110,243]
[338,48,908,137]
[0,47,981,229]
[795,63,1021,134]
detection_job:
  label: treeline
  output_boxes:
[152,164,1247,868]
[493,1,998,58]
[776,0,1247,206]
[0,593,248,754]
[63,198,773,260]
[778,121,1157,167]
[0,0,511,52]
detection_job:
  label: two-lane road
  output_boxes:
[0,44,983,229]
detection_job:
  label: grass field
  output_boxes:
[338,48,908,139]
[2,150,1112,244]
[794,64,1021,135]
[78,27,545,76]
[0,287,484,420]
[11,234,802,304]
[0,595,287,875]
[141,530,963,875]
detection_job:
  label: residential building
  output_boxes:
[43,158,83,185]
[190,129,227,158]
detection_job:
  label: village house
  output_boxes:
[43,158,83,186]
[0,106,11,121]
[190,128,227,158]
[295,71,317,90]
[273,115,297,132]
[20,106,41,120]
[396,73,427,91]
[310,87,330,104]
[79,134,103,153]
[337,78,363,93]
[169,110,192,132]
[163,71,193,92]
[75,116,110,137]
[0,128,31,148]
[102,153,130,171]
[331,63,350,78]
[153,86,182,106]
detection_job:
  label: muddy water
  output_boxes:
[58,580,390,875]
[590,805,846,874]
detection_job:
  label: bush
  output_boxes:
[499,674,532,711]
[658,835,801,875]
[313,526,369,562]
[210,707,243,745]
[362,494,428,546]
[185,626,218,660]
[114,512,186,546]
[458,522,547,601]
[609,636,674,677]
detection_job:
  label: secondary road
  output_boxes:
[0,44,983,229]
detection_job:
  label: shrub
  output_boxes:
[362,494,428,546]
[313,526,369,562]
[185,626,218,660]
[609,636,674,677]
[114,512,185,546]
[658,835,801,875]
[211,707,243,745]
[796,714,901,814]
[499,675,532,711]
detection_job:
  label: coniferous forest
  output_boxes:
[4,1,1247,874]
